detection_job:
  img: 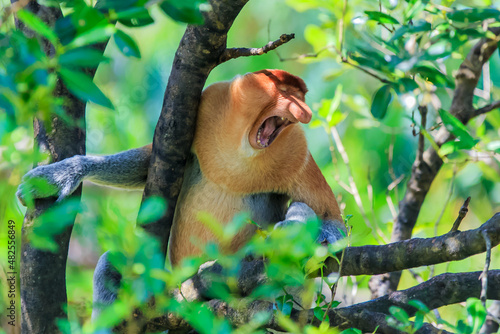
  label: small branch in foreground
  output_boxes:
[341,56,393,84]
[219,33,295,63]
[474,100,500,117]
[450,196,471,232]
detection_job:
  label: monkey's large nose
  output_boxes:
[288,98,312,124]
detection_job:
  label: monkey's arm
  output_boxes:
[16,144,152,205]
[286,153,346,237]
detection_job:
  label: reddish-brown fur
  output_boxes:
[146,70,343,265]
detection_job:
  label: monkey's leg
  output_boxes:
[17,145,152,205]
[92,251,121,321]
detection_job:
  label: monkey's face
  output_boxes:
[240,70,312,150]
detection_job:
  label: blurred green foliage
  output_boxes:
[1,0,499,332]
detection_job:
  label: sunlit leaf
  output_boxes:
[466,298,487,333]
[371,84,393,119]
[16,10,59,46]
[389,306,410,325]
[58,67,114,109]
[395,77,419,94]
[365,11,400,25]
[137,196,167,224]
[390,20,431,41]
[413,65,454,88]
[438,108,476,146]
[447,8,500,23]
[116,7,155,27]
[59,48,108,67]
[313,306,328,322]
[114,30,141,58]
[67,25,116,49]
[159,0,208,25]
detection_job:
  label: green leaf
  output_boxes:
[396,77,419,94]
[486,141,500,153]
[58,67,114,109]
[137,196,167,224]
[371,85,393,119]
[390,20,432,41]
[340,329,362,334]
[413,65,454,88]
[159,0,206,25]
[17,10,59,46]
[96,0,139,10]
[114,30,141,58]
[116,7,155,27]
[466,298,487,333]
[447,8,500,23]
[365,11,400,25]
[305,24,329,53]
[313,306,326,321]
[389,306,411,325]
[438,109,476,146]
[408,300,430,313]
[59,48,108,67]
[276,295,293,316]
[67,25,116,49]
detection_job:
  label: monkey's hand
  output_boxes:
[275,202,345,246]
[16,156,86,206]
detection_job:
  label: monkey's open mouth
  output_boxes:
[256,116,292,148]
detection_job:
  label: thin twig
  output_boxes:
[330,127,385,244]
[474,100,500,117]
[450,197,471,232]
[339,0,347,56]
[385,175,404,221]
[220,33,295,63]
[341,56,393,84]
[278,44,334,61]
[416,105,428,164]
[429,167,456,278]
[323,224,350,321]
[480,230,492,307]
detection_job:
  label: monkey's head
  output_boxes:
[195,70,312,192]
[233,69,312,150]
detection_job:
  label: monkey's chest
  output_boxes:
[168,172,288,265]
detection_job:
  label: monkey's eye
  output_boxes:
[278,85,288,92]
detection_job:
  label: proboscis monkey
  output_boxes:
[17,69,345,316]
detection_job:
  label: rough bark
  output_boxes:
[14,1,108,332]
[143,270,499,333]
[370,26,500,298]
[140,0,250,257]
[167,213,499,304]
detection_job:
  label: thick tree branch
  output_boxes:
[140,0,250,257]
[219,33,295,63]
[13,1,110,332]
[370,27,500,297]
[151,213,500,308]
[144,270,499,333]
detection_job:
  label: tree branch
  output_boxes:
[219,33,295,63]
[140,0,250,257]
[144,270,499,333]
[474,100,500,117]
[159,213,500,307]
[13,0,110,331]
[370,26,500,298]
